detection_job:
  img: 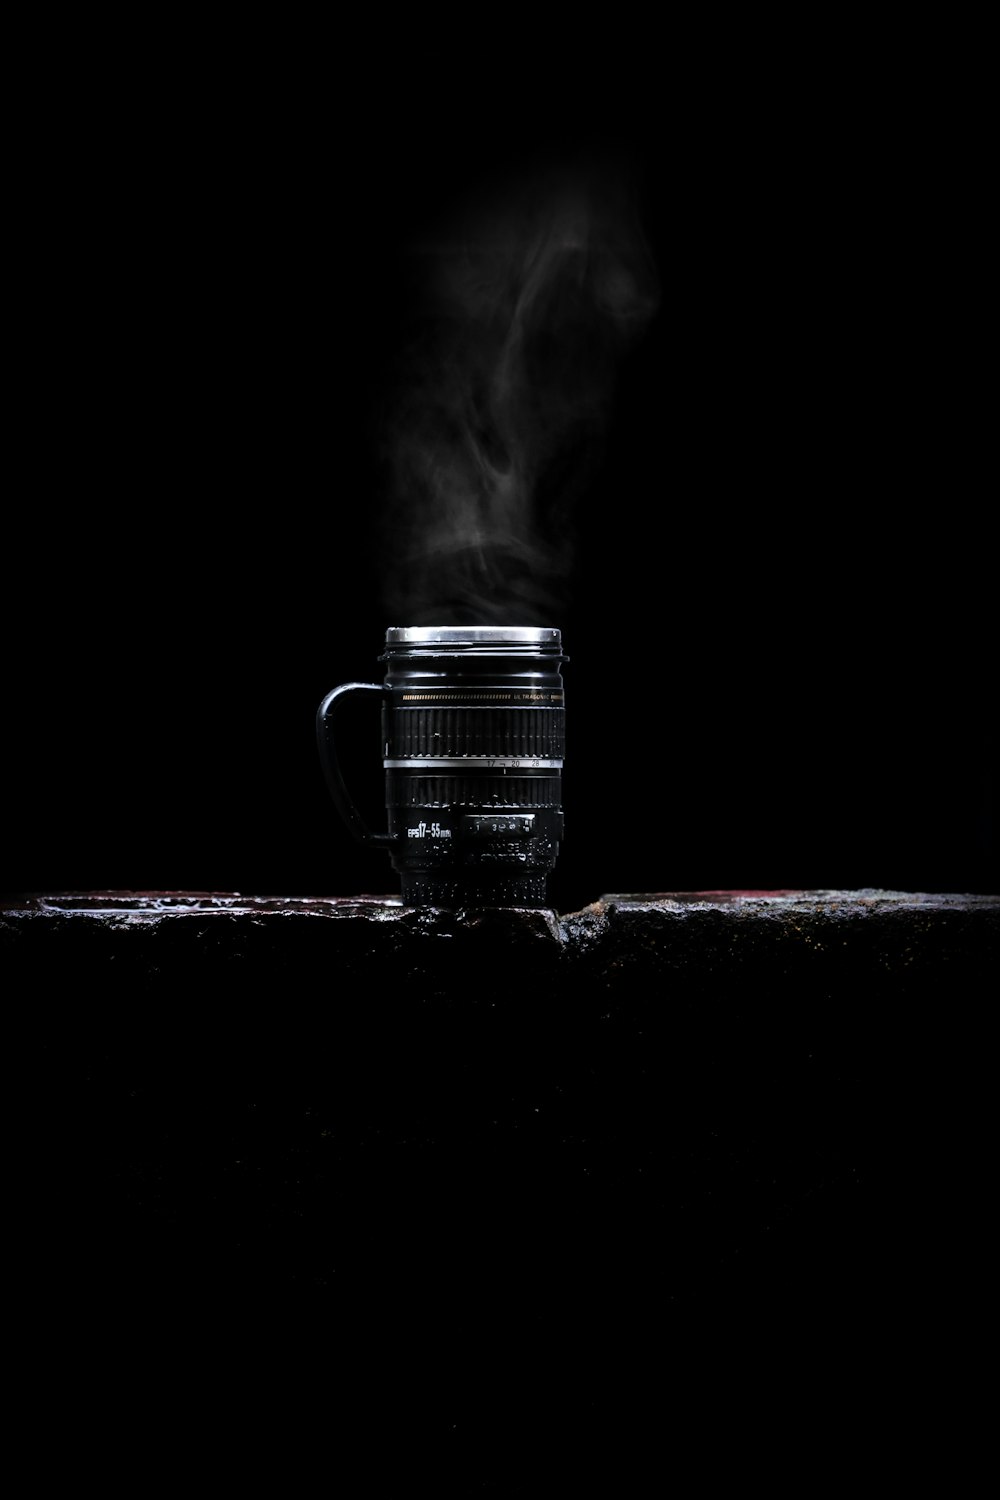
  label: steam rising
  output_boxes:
[379,158,659,624]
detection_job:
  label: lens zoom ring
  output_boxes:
[388,707,565,759]
[386,773,562,808]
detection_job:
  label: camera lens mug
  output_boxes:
[317,627,567,907]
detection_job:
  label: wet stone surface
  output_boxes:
[6,889,996,1013]
[12,888,997,1416]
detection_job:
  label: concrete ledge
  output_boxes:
[6,887,997,981]
[13,889,997,1380]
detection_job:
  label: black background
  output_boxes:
[4,33,995,907]
[7,28,994,1477]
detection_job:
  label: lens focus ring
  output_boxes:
[387,706,565,760]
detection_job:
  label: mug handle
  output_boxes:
[316,683,395,848]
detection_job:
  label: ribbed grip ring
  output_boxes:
[387,707,565,760]
[386,773,562,808]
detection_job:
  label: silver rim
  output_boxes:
[384,758,563,770]
[384,626,560,646]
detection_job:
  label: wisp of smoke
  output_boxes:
[378,156,659,625]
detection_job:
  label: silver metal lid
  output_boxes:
[385,626,561,646]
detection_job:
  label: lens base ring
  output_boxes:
[399,873,550,908]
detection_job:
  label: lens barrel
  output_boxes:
[380,627,567,906]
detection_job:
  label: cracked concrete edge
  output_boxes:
[1,889,996,950]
